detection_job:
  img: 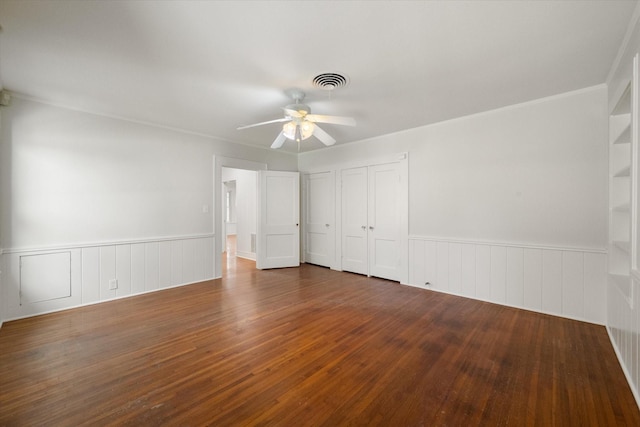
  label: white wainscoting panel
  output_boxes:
[131,243,145,294]
[100,246,117,301]
[408,237,607,324]
[145,242,160,291]
[608,274,640,407]
[541,250,563,315]
[506,247,524,307]
[159,241,172,289]
[82,247,100,304]
[490,246,507,304]
[2,235,215,320]
[460,244,476,297]
[116,245,132,298]
[448,243,462,295]
[523,249,543,311]
[476,245,491,300]
[20,252,71,304]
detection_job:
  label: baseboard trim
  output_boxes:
[401,281,604,326]
[2,276,217,323]
[236,251,256,261]
[607,325,640,410]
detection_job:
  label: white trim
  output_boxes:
[607,325,640,410]
[299,86,607,151]
[1,233,215,255]
[606,0,640,86]
[403,281,605,326]
[409,235,607,254]
[2,277,215,323]
[423,85,607,132]
[7,92,293,155]
[236,251,256,261]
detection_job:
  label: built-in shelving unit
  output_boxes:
[609,84,633,305]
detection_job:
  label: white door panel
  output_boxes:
[369,163,400,280]
[304,172,335,267]
[257,171,300,269]
[341,167,368,275]
[339,163,401,281]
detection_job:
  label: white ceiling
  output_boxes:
[0,1,637,153]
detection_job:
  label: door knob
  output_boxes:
[361,225,366,230]
[325,224,330,227]
[369,226,374,230]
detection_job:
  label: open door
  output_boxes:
[257,170,300,269]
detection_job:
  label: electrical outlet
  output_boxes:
[109,279,118,290]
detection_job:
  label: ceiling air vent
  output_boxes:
[312,73,349,91]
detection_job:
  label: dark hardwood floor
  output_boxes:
[1,243,639,425]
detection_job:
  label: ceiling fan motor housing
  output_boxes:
[286,103,311,116]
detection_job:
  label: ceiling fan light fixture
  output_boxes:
[238,88,354,149]
[283,120,314,142]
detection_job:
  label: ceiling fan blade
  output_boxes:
[312,124,336,146]
[283,107,304,118]
[306,114,356,126]
[270,131,287,149]
[237,117,290,130]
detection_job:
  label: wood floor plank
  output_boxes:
[1,257,639,426]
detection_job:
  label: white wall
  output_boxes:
[1,97,295,249]
[0,97,296,321]
[300,84,609,325]
[222,168,257,260]
[301,85,608,251]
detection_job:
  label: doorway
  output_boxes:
[222,167,257,266]
[214,157,300,277]
[214,157,267,278]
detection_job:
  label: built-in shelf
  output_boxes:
[612,86,631,115]
[613,121,631,145]
[614,240,631,253]
[610,272,634,308]
[610,272,631,285]
[613,202,631,212]
[614,165,631,177]
[609,79,633,311]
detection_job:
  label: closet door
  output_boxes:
[304,171,335,267]
[368,162,401,281]
[341,167,368,275]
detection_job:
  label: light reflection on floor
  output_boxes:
[223,234,237,273]
[223,235,256,278]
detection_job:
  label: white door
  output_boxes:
[257,170,300,269]
[368,163,401,281]
[304,171,335,267]
[341,167,368,275]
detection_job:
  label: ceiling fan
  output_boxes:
[237,88,356,149]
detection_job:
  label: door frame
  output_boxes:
[213,156,267,278]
